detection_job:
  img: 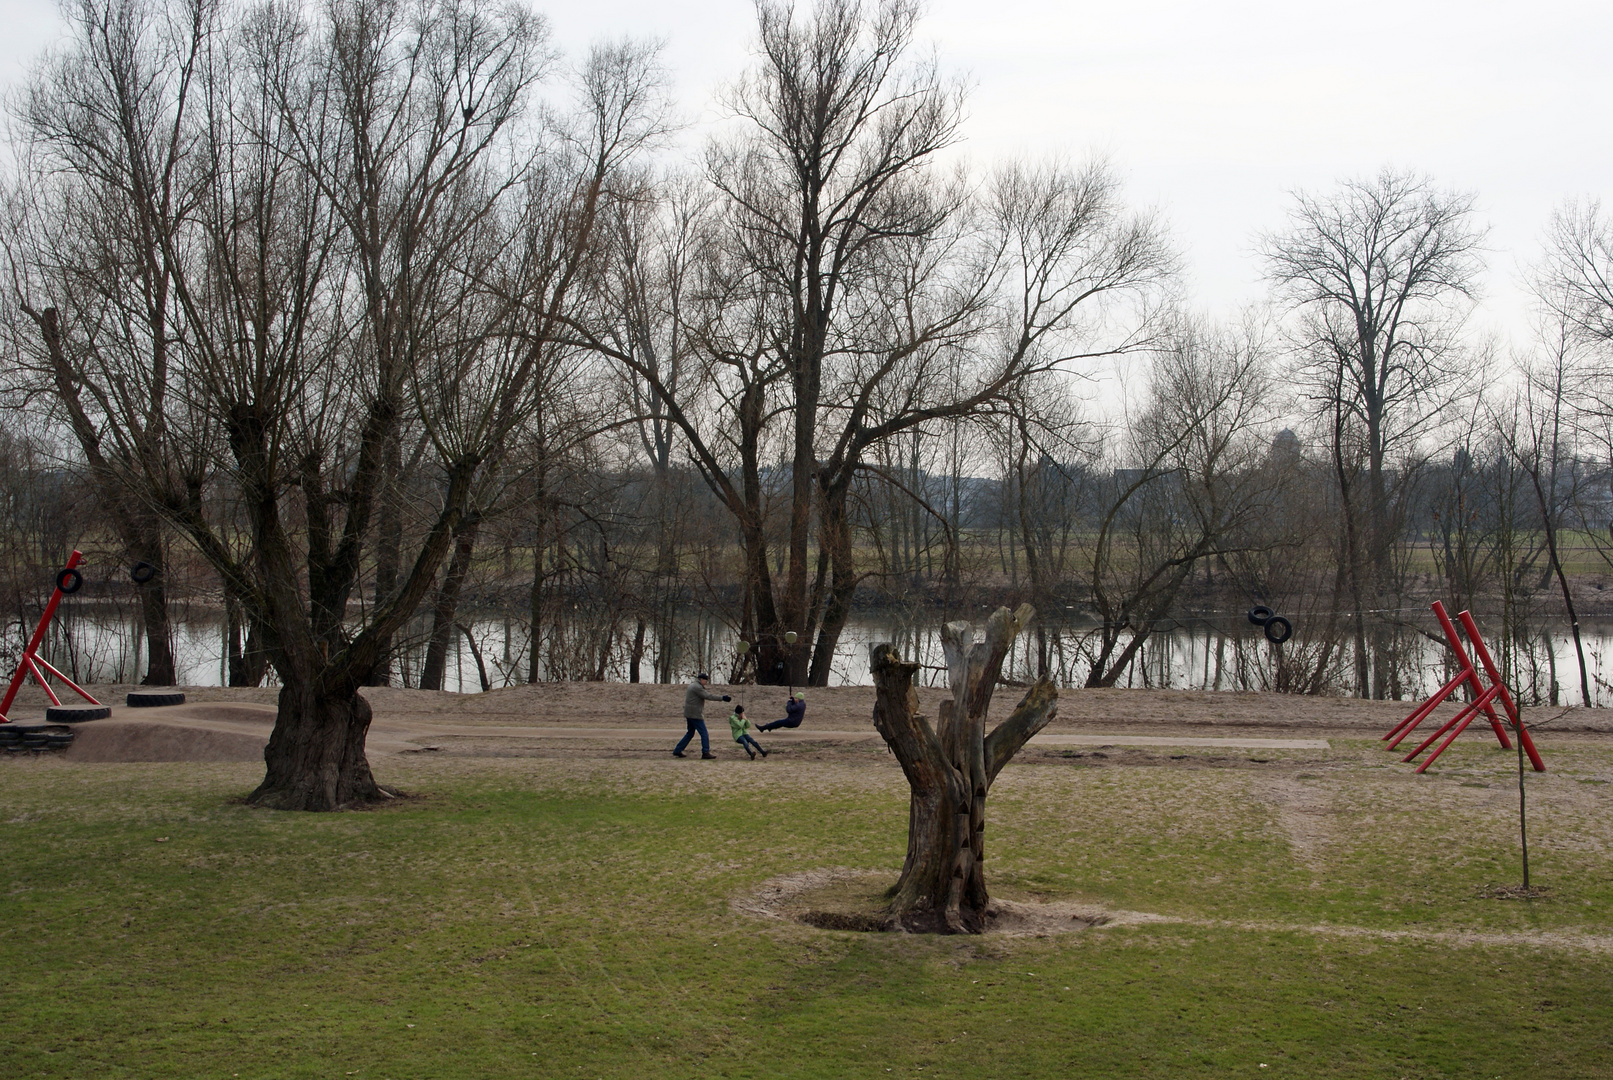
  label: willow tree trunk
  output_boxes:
[248,673,390,811]
[131,526,177,686]
[420,520,480,691]
[871,604,1059,933]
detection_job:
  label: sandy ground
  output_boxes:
[3,678,1610,764]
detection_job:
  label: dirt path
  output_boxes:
[2,681,1607,763]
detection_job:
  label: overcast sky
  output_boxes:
[2,0,1607,355]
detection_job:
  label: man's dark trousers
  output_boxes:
[675,718,711,756]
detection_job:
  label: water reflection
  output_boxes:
[19,605,1613,706]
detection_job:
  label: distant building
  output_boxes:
[1270,428,1301,464]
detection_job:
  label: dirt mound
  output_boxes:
[62,720,267,763]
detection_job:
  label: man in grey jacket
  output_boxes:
[674,673,730,759]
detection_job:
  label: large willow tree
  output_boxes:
[6,0,661,809]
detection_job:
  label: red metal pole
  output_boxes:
[1457,610,1546,773]
[1386,601,1501,747]
[30,655,101,705]
[1435,601,1510,749]
[1415,685,1503,773]
[1385,668,1469,748]
[1401,684,1500,763]
[0,550,100,721]
[23,656,62,707]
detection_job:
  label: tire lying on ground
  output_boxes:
[45,704,111,723]
[126,690,186,708]
[1263,615,1294,644]
[0,724,76,752]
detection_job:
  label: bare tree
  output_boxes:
[1536,199,1613,347]
[577,1,1169,686]
[5,0,664,808]
[1509,317,1593,705]
[413,38,670,691]
[0,0,220,686]
[598,171,711,681]
[1083,317,1277,686]
[1263,170,1484,698]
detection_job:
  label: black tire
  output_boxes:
[1264,615,1293,645]
[1247,605,1274,627]
[45,704,110,723]
[127,690,185,708]
[56,568,84,595]
[130,561,158,584]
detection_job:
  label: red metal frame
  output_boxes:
[0,550,101,723]
[1457,609,1545,773]
[1384,601,1509,750]
[1383,601,1544,773]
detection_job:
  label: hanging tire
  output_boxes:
[127,690,185,708]
[1247,605,1274,627]
[56,568,84,595]
[45,704,110,723]
[1264,616,1293,645]
[130,562,157,584]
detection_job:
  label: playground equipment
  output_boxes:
[1247,606,1294,644]
[1383,601,1544,774]
[0,551,107,725]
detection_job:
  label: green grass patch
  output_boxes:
[3,746,1613,1078]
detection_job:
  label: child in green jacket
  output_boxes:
[729,705,768,760]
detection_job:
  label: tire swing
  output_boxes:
[56,568,84,595]
[1247,604,1294,644]
[130,561,158,584]
[1263,616,1293,645]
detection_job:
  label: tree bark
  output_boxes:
[365,431,404,686]
[871,604,1058,933]
[225,592,268,687]
[420,520,480,691]
[130,526,176,686]
[249,675,391,811]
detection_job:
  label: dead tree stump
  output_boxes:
[870,604,1059,933]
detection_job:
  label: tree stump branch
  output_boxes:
[870,604,1058,933]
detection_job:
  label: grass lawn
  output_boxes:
[3,738,1613,1079]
